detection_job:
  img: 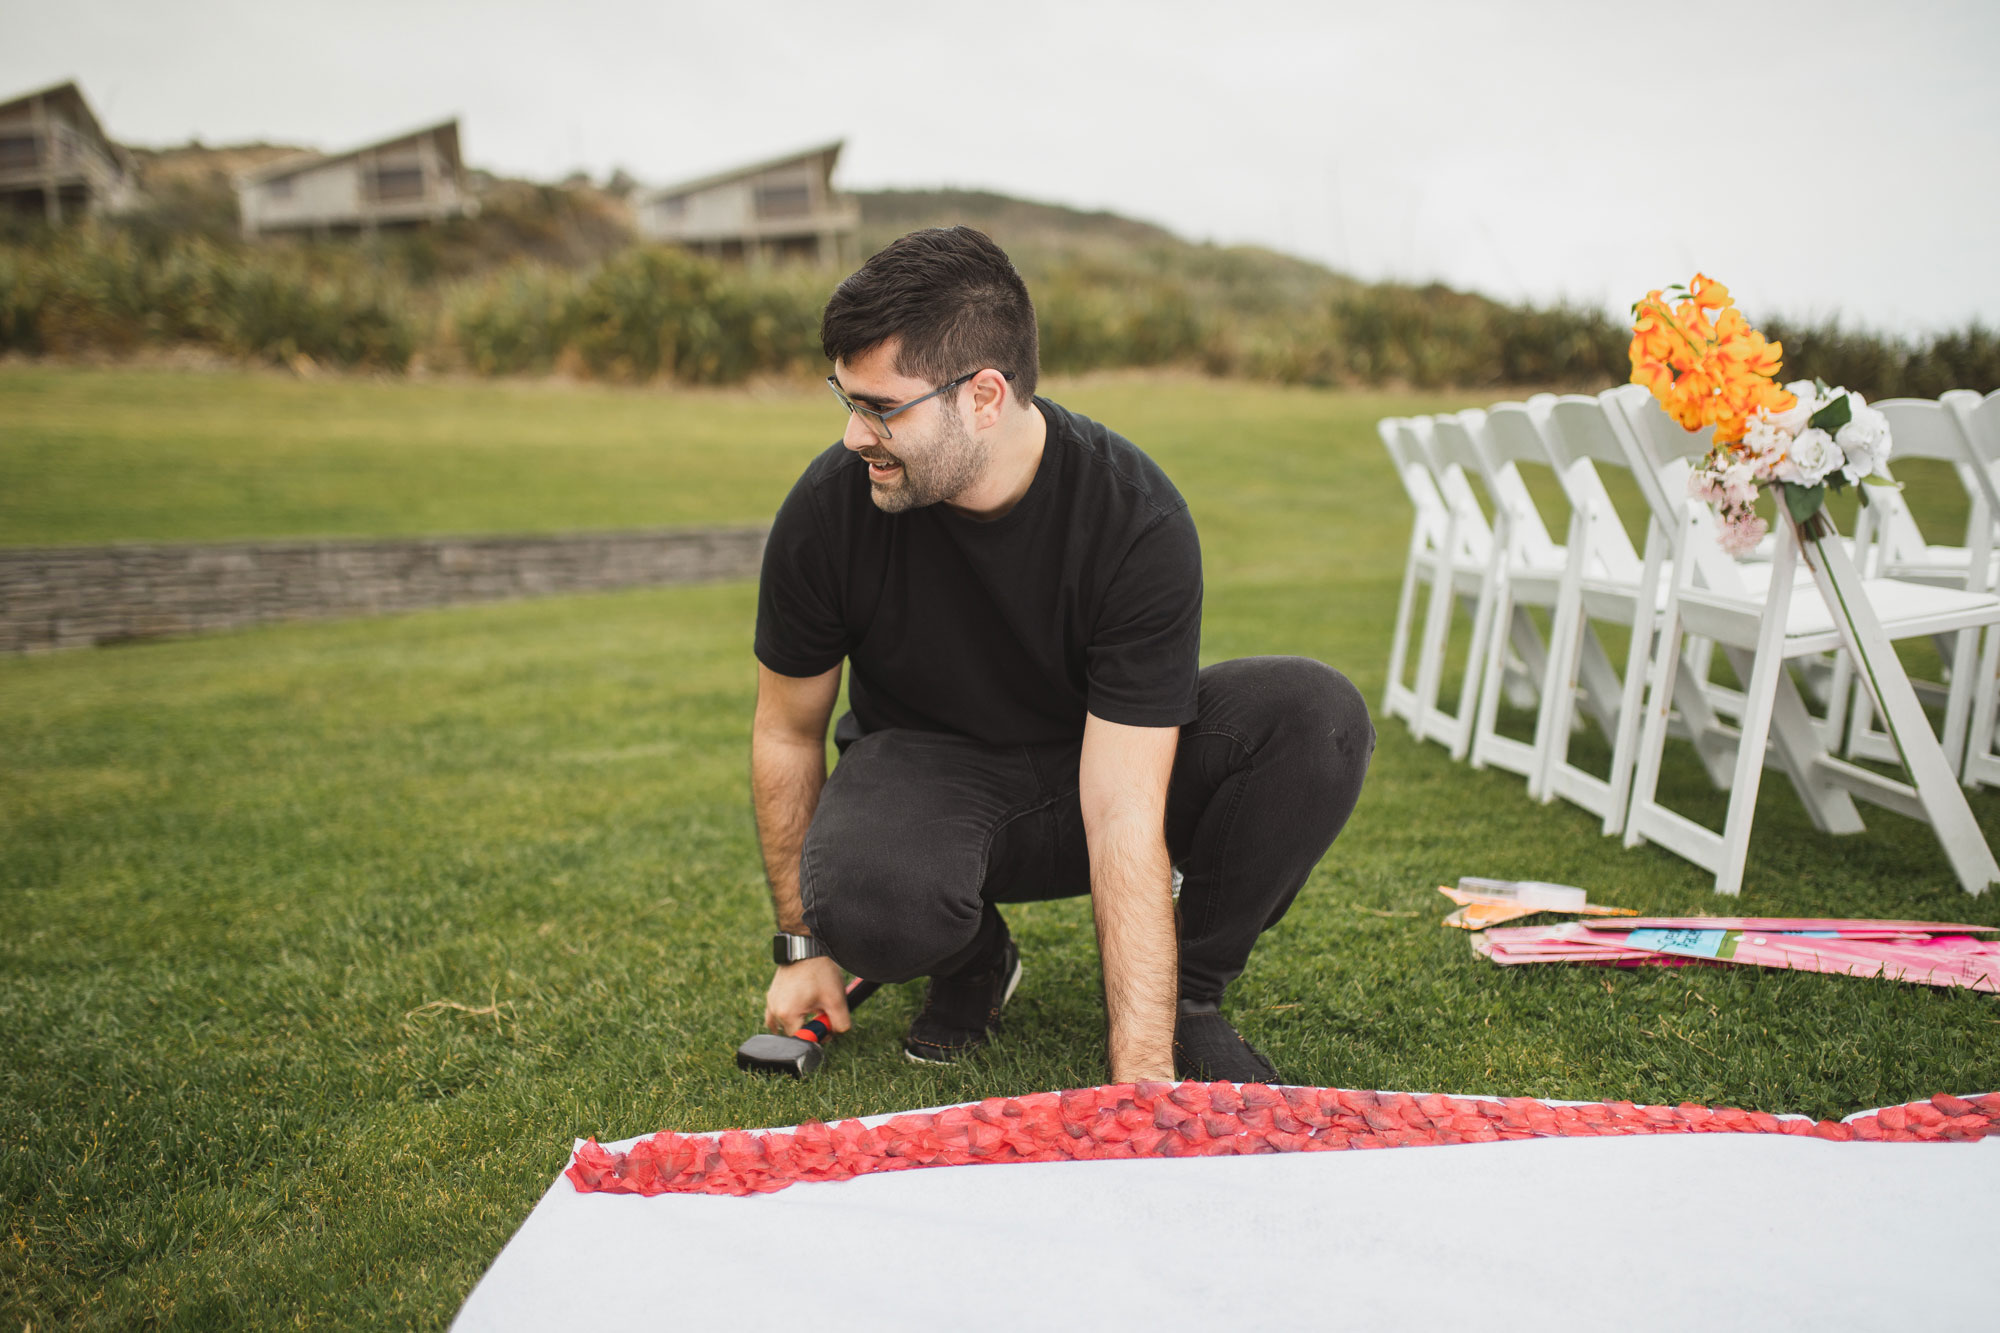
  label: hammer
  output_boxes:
[736,976,881,1077]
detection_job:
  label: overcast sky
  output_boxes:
[6,0,1996,333]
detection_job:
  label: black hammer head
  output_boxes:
[736,1033,826,1077]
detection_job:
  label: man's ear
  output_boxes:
[968,368,1010,430]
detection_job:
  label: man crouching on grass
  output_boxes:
[751,226,1373,1084]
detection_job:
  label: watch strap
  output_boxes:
[773,932,830,965]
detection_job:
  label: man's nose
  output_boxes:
[841,412,884,452]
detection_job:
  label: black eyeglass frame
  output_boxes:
[826,369,1016,441]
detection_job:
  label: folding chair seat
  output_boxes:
[1608,386,2000,896]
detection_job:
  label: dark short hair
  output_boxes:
[820,226,1039,403]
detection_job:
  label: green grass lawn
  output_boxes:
[4,367,1998,1328]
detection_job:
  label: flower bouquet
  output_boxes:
[1628,274,1895,554]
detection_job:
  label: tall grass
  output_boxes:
[2,223,1995,395]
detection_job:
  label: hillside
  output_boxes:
[9,147,1988,395]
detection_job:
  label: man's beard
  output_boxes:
[863,408,988,513]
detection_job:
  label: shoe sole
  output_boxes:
[903,953,1023,1066]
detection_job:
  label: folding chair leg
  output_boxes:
[1942,617,1980,780]
[1383,529,1426,720]
[1447,538,1506,762]
[1625,576,1687,851]
[1410,517,1459,742]
[1966,622,2000,789]
[1600,528,1668,837]
[1707,530,1820,896]
[1469,578,1517,774]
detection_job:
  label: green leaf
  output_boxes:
[1813,377,1832,397]
[1864,472,1902,490]
[1809,393,1853,433]
[1783,483,1826,523]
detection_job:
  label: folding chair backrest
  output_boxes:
[1874,397,1974,463]
[1397,416,1493,564]
[1432,410,1561,568]
[1951,389,2000,465]
[1881,396,2000,552]
[1589,387,1751,596]
[1378,416,1452,548]
[1486,399,1638,582]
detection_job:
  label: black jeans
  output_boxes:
[798,656,1374,1003]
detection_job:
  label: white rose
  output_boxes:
[1771,381,1819,435]
[1741,411,1788,467]
[1775,426,1842,486]
[1836,396,1893,481]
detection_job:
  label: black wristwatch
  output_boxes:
[773,932,830,965]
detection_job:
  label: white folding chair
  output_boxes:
[1948,389,2000,788]
[1610,386,2000,896]
[1522,395,1741,833]
[1426,407,1609,783]
[1378,416,1486,736]
[1836,395,1999,775]
[1400,415,1541,760]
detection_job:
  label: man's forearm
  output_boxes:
[1089,820,1178,1081]
[750,729,828,933]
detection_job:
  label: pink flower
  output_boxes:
[1717,510,1769,556]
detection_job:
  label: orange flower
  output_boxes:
[1628,274,1791,445]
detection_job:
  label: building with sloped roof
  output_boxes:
[0,80,139,222]
[636,141,858,266]
[236,119,473,237]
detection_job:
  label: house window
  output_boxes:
[368,164,426,202]
[266,176,294,199]
[0,135,39,171]
[754,182,811,219]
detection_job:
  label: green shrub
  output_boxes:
[568,247,821,384]
[449,265,581,376]
[1763,317,2000,400]
[206,258,416,370]
[0,248,44,354]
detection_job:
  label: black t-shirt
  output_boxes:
[754,397,1202,748]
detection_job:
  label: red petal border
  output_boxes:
[565,1084,1998,1198]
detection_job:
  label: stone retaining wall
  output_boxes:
[0,527,768,653]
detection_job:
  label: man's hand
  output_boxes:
[1079,711,1180,1084]
[765,956,851,1036]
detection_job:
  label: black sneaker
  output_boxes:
[904,921,1022,1064]
[1173,1000,1280,1083]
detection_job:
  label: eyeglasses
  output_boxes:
[826,369,1015,441]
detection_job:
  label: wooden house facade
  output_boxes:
[0,81,138,222]
[236,119,473,237]
[636,141,858,265]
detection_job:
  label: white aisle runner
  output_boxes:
[455,1129,1999,1330]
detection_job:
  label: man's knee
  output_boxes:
[1204,656,1375,770]
[799,833,985,984]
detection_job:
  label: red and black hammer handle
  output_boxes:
[792,976,880,1044]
